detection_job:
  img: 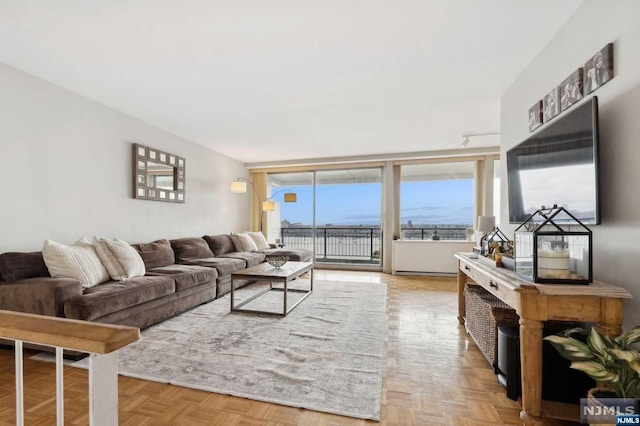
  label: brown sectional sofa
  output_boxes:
[0,234,312,330]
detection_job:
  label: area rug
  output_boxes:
[73,279,387,420]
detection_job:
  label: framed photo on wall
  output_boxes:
[584,43,614,94]
[543,86,560,123]
[560,68,583,111]
[528,100,543,132]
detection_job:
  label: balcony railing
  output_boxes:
[280,226,470,264]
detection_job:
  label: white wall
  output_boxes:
[0,61,250,252]
[501,0,640,327]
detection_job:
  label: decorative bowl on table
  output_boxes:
[265,255,289,269]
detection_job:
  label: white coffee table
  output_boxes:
[230,261,313,316]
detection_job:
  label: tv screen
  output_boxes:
[507,97,599,225]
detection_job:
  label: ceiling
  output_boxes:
[0,1,582,164]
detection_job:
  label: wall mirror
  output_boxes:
[132,143,185,203]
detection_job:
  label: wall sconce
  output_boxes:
[263,189,297,212]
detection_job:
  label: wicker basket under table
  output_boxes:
[464,283,520,370]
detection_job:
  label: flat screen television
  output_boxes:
[507,97,600,224]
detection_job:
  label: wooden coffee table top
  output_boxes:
[231,261,313,281]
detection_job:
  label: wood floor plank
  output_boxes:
[0,271,580,425]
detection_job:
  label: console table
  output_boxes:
[455,253,632,426]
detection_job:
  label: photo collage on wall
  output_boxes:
[528,42,613,132]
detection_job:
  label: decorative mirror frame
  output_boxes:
[132,143,185,203]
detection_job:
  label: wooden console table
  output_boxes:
[455,253,632,426]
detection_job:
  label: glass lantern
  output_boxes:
[480,227,510,258]
[514,205,592,284]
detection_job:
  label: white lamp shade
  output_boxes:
[262,200,276,211]
[230,181,247,193]
[477,216,496,232]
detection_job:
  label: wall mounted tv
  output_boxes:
[507,96,599,225]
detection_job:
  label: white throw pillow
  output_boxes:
[93,237,146,281]
[42,238,110,288]
[230,232,259,252]
[247,231,270,250]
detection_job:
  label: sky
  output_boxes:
[279,179,474,226]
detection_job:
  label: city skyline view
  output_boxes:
[278,179,474,226]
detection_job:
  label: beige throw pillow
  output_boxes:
[230,232,259,252]
[42,238,110,288]
[93,237,146,281]
[247,231,270,250]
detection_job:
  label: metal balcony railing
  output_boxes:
[279,226,470,263]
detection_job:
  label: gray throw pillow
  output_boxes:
[0,251,51,282]
[170,237,215,262]
[131,239,176,269]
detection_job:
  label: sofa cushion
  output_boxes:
[170,237,215,262]
[203,234,235,256]
[0,252,50,282]
[131,239,175,269]
[182,257,246,277]
[260,247,313,262]
[230,232,258,252]
[218,252,266,268]
[43,239,110,288]
[247,232,270,250]
[147,264,218,292]
[93,237,146,281]
[64,275,175,321]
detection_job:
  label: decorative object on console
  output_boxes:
[478,227,510,266]
[584,43,613,95]
[133,143,185,203]
[528,100,543,132]
[514,205,592,284]
[560,68,584,111]
[265,255,289,268]
[474,215,495,249]
[542,86,560,123]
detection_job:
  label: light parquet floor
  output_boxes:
[0,271,579,425]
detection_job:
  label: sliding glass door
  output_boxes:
[265,168,383,266]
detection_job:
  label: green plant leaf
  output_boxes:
[610,349,640,362]
[570,361,618,383]
[610,349,640,377]
[544,335,594,361]
[587,327,613,357]
[618,326,640,347]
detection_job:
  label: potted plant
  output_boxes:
[544,326,640,425]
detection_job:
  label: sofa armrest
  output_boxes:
[0,277,83,317]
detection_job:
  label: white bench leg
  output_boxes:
[88,351,119,426]
[56,347,64,426]
[15,340,24,426]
